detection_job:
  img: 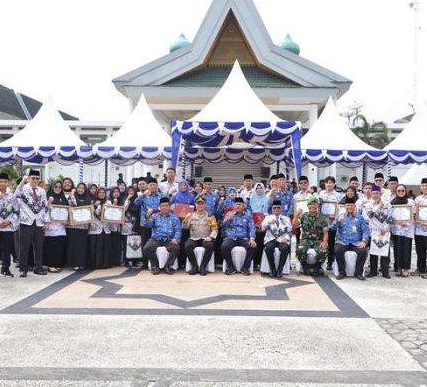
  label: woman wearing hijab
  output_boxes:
[390,184,415,277]
[88,184,98,201]
[43,180,68,272]
[109,187,124,267]
[339,186,357,204]
[67,182,92,271]
[122,186,140,267]
[88,187,112,269]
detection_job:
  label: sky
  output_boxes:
[1,0,426,124]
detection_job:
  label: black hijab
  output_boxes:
[75,182,92,206]
[47,180,68,206]
[391,184,409,205]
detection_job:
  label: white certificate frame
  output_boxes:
[102,204,125,224]
[391,204,413,222]
[69,205,94,226]
[417,205,427,224]
[320,201,337,217]
[336,204,347,218]
[49,205,69,224]
[295,199,308,214]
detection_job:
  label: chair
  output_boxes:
[333,250,357,277]
[260,248,291,275]
[148,246,179,270]
[185,246,215,273]
[222,246,254,273]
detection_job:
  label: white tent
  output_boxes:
[98,94,171,148]
[401,164,427,185]
[191,60,282,123]
[0,98,85,148]
[301,97,375,151]
[384,102,427,151]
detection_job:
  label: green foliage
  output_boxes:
[352,114,391,150]
[0,164,20,187]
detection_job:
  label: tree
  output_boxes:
[0,163,20,187]
[352,114,391,149]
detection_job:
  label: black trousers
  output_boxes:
[143,238,180,269]
[0,231,15,270]
[395,235,412,270]
[334,243,368,277]
[19,222,44,272]
[415,234,427,273]
[220,238,255,271]
[139,227,152,266]
[369,254,390,276]
[264,240,290,274]
[327,229,337,266]
[185,239,214,270]
[254,230,265,267]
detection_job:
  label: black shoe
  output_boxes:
[242,269,251,276]
[199,268,207,276]
[336,274,346,280]
[382,273,391,279]
[19,271,27,278]
[268,271,277,278]
[276,272,283,279]
[225,268,237,275]
[367,272,377,277]
[1,268,14,277]
[164,267,174,275]
[326,264,333,271]
[356,275,366,281]
[188,267,198,276]
[34,267,47,275]
[152,267,161,275]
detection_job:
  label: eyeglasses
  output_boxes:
[300,181,309,185]
[30,176,40,180]
[374,178,383,182]
[272,206,281,209]
[397,189,406,193]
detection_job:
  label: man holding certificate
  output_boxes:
[143,197,181,275]
[414,178,427,276]
[334,196,370,280]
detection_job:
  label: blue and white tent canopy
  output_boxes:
[94,94,172,165]
[171,61,302,175]
[0,97,91,165]
[301,97,388,167]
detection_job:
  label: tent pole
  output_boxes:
[104,160,109,188]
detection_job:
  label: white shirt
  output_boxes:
[158,181,179,197]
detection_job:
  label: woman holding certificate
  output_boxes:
[415,179,427,277]
[108,187,124,267]
[67,182,92,271]
[88,187,112,269]
[44,180,68,273]
[390,184,415,277]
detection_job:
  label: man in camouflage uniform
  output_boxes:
[292,196,328,276]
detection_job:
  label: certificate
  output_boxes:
[69,205,93,225]
[173,203,194,218]
[417,205,427,223]
[295,199,308,214]
[391,204,412,222]
[320,201,337,217]
[49,205,69,224]
[102,204,125,224]
[336,204,347,218]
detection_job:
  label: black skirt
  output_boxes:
[110,231,122,266]
[67,228,89,268]
[43,236,67,268]
[88,232,112,269]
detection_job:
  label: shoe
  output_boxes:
[336,274,346,280]
[199,268,207,276]
[164,267,174,275]
[268,271,277,278]
[34,267,48,275]
[395,269,403,277]
[19,271,27,278]
[242,269,251,276]
[225,268,237,275]
[382,273,391,279]
[152,268,161,275]
[188,267,198,276]
[421,274,427,279]
[1,268,14,277]
[367,272,377,277]
[410,269,422,276]
[356,275,366,281]
[276,272,283,278]
[326,264,333,271]
[48,267,60,273]
[402,270,410,278]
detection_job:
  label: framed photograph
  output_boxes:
[417,204,427,223]
[336,204,347,218]
[101,204,125,224]
[295,199,308,214]
[49,205,69,224]
[173,203,194,218]
[320,201,337,217]
[69,205,94,226]
[391,204,413,222]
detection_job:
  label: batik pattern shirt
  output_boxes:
[203,191,220,216]
[0,191,19,232]
[144,212,181,242]
[336,212,370,245]
[365,200,393,255]
[15,184,48,227]
[89,201,111,235]
[318,190,343,230]
[299,213,328,246]
[222,210,256,239]
[269,189,294,216]
[261,214,292,244]
[135,192,165,225]
[415,194,427,236]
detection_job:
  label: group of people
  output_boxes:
[0,166,426,281]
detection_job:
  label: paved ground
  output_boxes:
[1,253,427,386]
